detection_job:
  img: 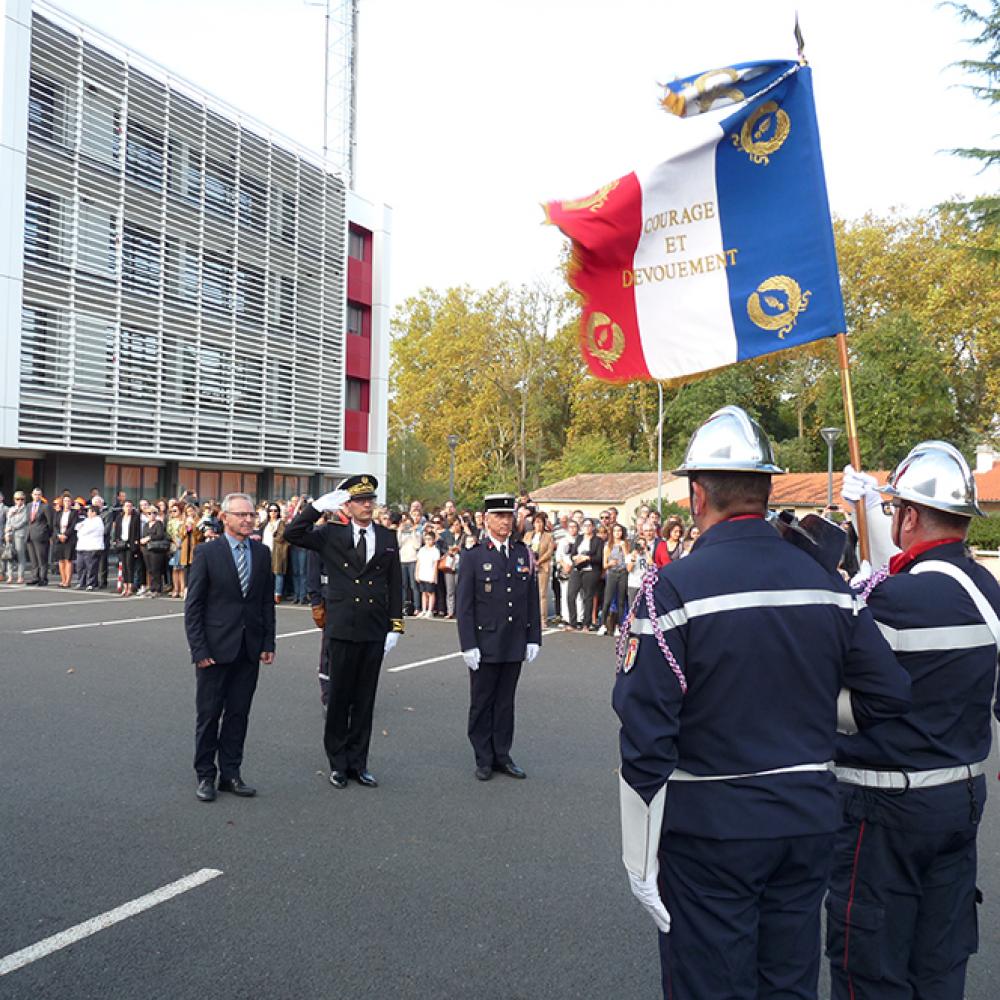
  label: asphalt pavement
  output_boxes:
[1,583,998,1000]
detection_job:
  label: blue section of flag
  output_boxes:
[668,59,797,107]
[714,66,845,362]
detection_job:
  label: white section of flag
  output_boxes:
[633,117,737,380]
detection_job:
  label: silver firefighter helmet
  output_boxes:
[881,440,984,518]
[674,405,784,476]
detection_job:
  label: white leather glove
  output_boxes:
[461,648,481,671]
[525,643,539,663]
[384,633,399,655]
[841,465,880,511]
[849,559,872,589]
[313,489,351,513]
[628,867,671,934]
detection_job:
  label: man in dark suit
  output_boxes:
[25,487,53,586]
[285,474,403,789]
[184,492,276,802]
[456,493,542,781]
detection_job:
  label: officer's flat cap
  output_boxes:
[338,474,378,500]
[483,493,516,514]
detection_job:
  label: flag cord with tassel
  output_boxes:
[835,333,870,563]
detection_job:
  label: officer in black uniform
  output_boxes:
[456,493,542,781]
[285,474,403,789]
[829,442,1000,999]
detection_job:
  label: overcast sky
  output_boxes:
[44,0,999,307]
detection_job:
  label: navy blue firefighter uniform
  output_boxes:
[614,515,912,1000]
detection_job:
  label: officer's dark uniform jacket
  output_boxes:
[456,536,541,662]
[835,540,1000,831]
[285,507,403,640]
[613,517,912,840]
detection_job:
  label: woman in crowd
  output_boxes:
[524,511,554,625]
[3,490,28,583]
[598,522,630,636]
[74,503,106,591]
[140,508,170,596]
[112,499,142,597]
[683,524,700,556]
[438,513,461,618]
[556,518,579,627]
[414,526,440,618]
[51,495,79,588]
[286,496,310,603]
[567,517,604,631]
[626,529,652,615]
[178,505,202,596]
[397,513,420,616]
[664,520,685,562]
[166,501,185,597]
[262,502,289,604]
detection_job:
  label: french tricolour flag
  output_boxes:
[545,61,845,384]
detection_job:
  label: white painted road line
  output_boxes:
[388,627,563,673]
[23,613,184,634]
[276,628,320,640]
[0,868,223,977]
[0,597,125,612]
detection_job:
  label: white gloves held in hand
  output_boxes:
[384,633,399,655]
[525,643,539,664]
[628,868,672,934]
[841,465,881,511]
[313,489,351,513]
[462,648,481,671]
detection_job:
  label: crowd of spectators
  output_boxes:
[1,486,698,635]
[0,488,317,603]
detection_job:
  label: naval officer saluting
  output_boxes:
[456,493,541,781]
[285,474,403,788]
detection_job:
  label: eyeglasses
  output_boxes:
[227,511,256,518]
[881,501,907,517]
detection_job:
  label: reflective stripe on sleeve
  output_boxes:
[874,621,996,653]
[629,588,858,636]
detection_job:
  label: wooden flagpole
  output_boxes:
[835,333,870,563]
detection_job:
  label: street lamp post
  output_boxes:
[820,427,842,508]
[447,434,459,502]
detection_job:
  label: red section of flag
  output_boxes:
[544,172,648,382]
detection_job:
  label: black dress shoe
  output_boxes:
[217,776,256,796]
[350,770,378,788]
[475,766,493,781]
[196,778,216,802]
[329,770,348,789]
[494,761,527,779]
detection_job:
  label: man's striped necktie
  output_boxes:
[236,542,250,597]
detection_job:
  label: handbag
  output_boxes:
[147,538,171,553]
[437,552,455,573]
[1,541,13,561]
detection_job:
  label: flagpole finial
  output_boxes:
[794,12,807,65]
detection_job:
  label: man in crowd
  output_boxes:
[25,486,53,586]
[456,493,541,781]
[614,405,911,999]
[829,443,1000,999]
[185,492,276,802]
[285,474,403,789]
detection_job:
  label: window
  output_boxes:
[199,345,230,408]
[81,84,120,165]
[25,190,55,261]
[122,224,161,293]
[119,326,158,401]
[20,304,63,387]
[106,464,162,503]
[235,264,265,319]
[179,242,199,300]
[202,252,231,310]
[347,303,365,337]
[279,276,295,328]
[73,314,115,391]
[345,377,368,412]
[28,75,59,142]
[78,201,117,275]
[125,119,164,189]
[238,175,268,230]
[348,227,366,261]
[281,192,296,245]
[204,158,234,216]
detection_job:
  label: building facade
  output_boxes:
[0,0,389,503]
